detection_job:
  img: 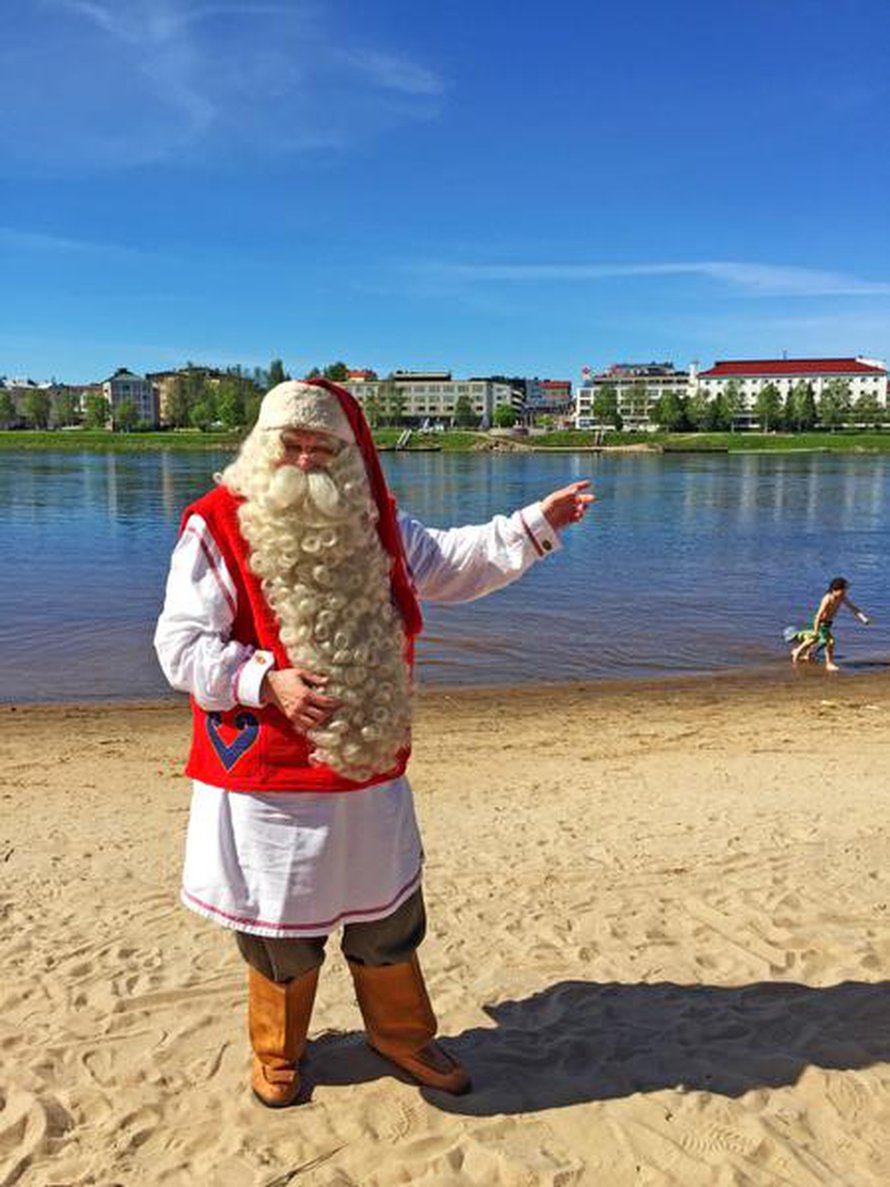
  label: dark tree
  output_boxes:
[216,377,246,429]
[787,381,817,431]
[592,383,619,427]
[363,387,383,428]
[853,391,882,429]
[453,393,477,428]
[652,390,688,431]
[754,383,782,431]
[818,379,851,432]
[55,390,79,427]
[23,389,52,429]
[114,399,139,432]
[83,393,109,429]
[323,362,349,382]
[717,380,743,431]
[0,391,16,427]
[687,390,718,431]
[268,359,289,386]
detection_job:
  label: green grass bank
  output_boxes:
[2,428,890,454]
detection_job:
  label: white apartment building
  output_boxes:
[695,358,887,424]
[574,362,689,430]
[341,371,521,429]
[102,368,157,425]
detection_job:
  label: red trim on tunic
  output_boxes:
[181,865,422,932]
[184,521,237,617]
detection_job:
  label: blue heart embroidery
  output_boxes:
[206,711,259,771]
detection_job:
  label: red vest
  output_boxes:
[182,386,421,792]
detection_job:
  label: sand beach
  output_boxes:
[3,668,890,1185]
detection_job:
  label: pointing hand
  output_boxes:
[541,481,595,531]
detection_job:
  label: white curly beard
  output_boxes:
[220,436,412,781]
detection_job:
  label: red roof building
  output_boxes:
[695,356,887,425]
[698,357,885,378]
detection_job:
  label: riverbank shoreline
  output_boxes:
[4,428,890,453]
[3,655,887,711]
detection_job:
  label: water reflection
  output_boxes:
[1,448,888,701]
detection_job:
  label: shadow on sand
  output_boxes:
[307,978,890,1115]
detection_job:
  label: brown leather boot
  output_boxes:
[248,964,319,1107]
[348,954,471,1095]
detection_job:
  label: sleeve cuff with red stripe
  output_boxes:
[517,501,561,557]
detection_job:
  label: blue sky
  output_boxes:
[2,0,889,384]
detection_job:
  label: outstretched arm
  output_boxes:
[843,595,870,624]
[399,480,595,604]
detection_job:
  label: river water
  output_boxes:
[1,448,888,701]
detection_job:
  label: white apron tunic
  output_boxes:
[181,777,422,937]
[155,500,559,937]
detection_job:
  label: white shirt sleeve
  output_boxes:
[398,501,561,604]
[153,514,274,711]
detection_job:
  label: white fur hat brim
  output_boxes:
[256,381,355,444]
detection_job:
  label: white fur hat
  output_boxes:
[256,380,355,443]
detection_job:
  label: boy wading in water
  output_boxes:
[790,577,870,672]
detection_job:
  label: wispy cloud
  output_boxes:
[409,259,890,298]
[332,48,447,96]
[7,1,447,171]
[44,0,256,143]
[52,0,292,42]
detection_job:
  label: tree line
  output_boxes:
[0,360,351,432]
[593,378,888,432]
[0,359,511,433]
[8,366,881,436]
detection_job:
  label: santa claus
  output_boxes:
[155,379,593,1107]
